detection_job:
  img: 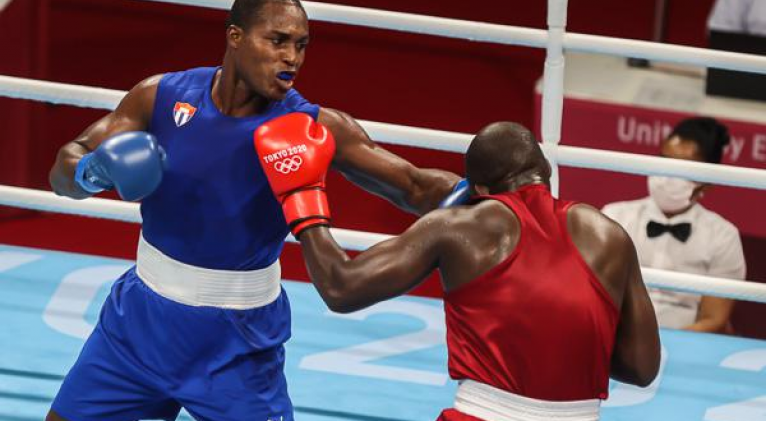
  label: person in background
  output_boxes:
[708,0,766,36]
[603,117,746,333]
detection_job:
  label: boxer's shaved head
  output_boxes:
[466,122,550,193]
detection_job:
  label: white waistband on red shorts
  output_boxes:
[135,233,282,310]
[453,380,601,421]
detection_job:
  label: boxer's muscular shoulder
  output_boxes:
[567,203,635,296]
[316,108,374,161]
[472,200,520,233]
[117,74,164,123]
[316,108,353,134]
[434,201,519,250]
[567,203,631,252]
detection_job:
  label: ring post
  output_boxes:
[541,0,568,197]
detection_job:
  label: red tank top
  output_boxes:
[444,184,619,401]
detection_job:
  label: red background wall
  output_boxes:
[4,0,764,336]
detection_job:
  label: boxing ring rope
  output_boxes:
[0,183,764,304]
[3,74,766,190]
[1,2,765,307]
[136,0,766,75]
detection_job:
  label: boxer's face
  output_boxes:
[228,1,309,101]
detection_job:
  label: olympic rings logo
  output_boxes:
[274,156,303,174]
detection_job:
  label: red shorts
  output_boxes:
[436,409,485,421]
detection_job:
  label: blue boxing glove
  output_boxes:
[439,178,471,208]
[74,131,166,201]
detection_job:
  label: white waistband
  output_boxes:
[135,234,282,310]
[454,380,601,421]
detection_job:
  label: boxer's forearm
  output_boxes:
[611,252,661,387]
[298,221,438,313]
[334,150,459,215]
[299,227,357,312]
[351,163,461,215]
[298,228,397,314]
[49,142,91,199]
[404,167,462,214]
[320,107,460,216]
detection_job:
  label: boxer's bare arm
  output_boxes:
[318,108,460,215]
[298,203,516,313]
[298,210,446,313]
[49,75,161,199]
[568,204,660,387]
[609,236,661,387]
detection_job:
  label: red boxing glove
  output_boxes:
[254,113,336,238]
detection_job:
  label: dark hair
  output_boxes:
[226,0,306,30]
[669,117,730,164]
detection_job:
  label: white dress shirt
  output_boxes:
[709,0,766,36]
[603,198,746,329]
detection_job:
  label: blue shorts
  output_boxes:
[51,267,293,421]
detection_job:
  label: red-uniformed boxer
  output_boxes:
[261,119,661,421]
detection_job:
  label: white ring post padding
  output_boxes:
[133,0,766,75]
[3,75,766,190]
[542,0,568,197]
[1,184,765,303]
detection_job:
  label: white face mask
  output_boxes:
[647,176,700,214]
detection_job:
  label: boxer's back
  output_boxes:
[442,184,620,402]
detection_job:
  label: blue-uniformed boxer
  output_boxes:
[46,0,460,419]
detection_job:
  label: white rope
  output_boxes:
[0,184,389,249]
[3,75,766,191]
[133,0,766,75]
[0,75,124,110]
[0,185,140,223]
[1,184,764,303]
[643,269,766,303]
[556,145,766,189]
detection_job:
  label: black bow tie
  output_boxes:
[646,221,692,242]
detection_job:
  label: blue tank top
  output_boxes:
[141,67,320,270]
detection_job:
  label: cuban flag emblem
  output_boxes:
[173,102,197,127]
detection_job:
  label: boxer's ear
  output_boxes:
[227,25,244,49]
[472,183,489,196]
